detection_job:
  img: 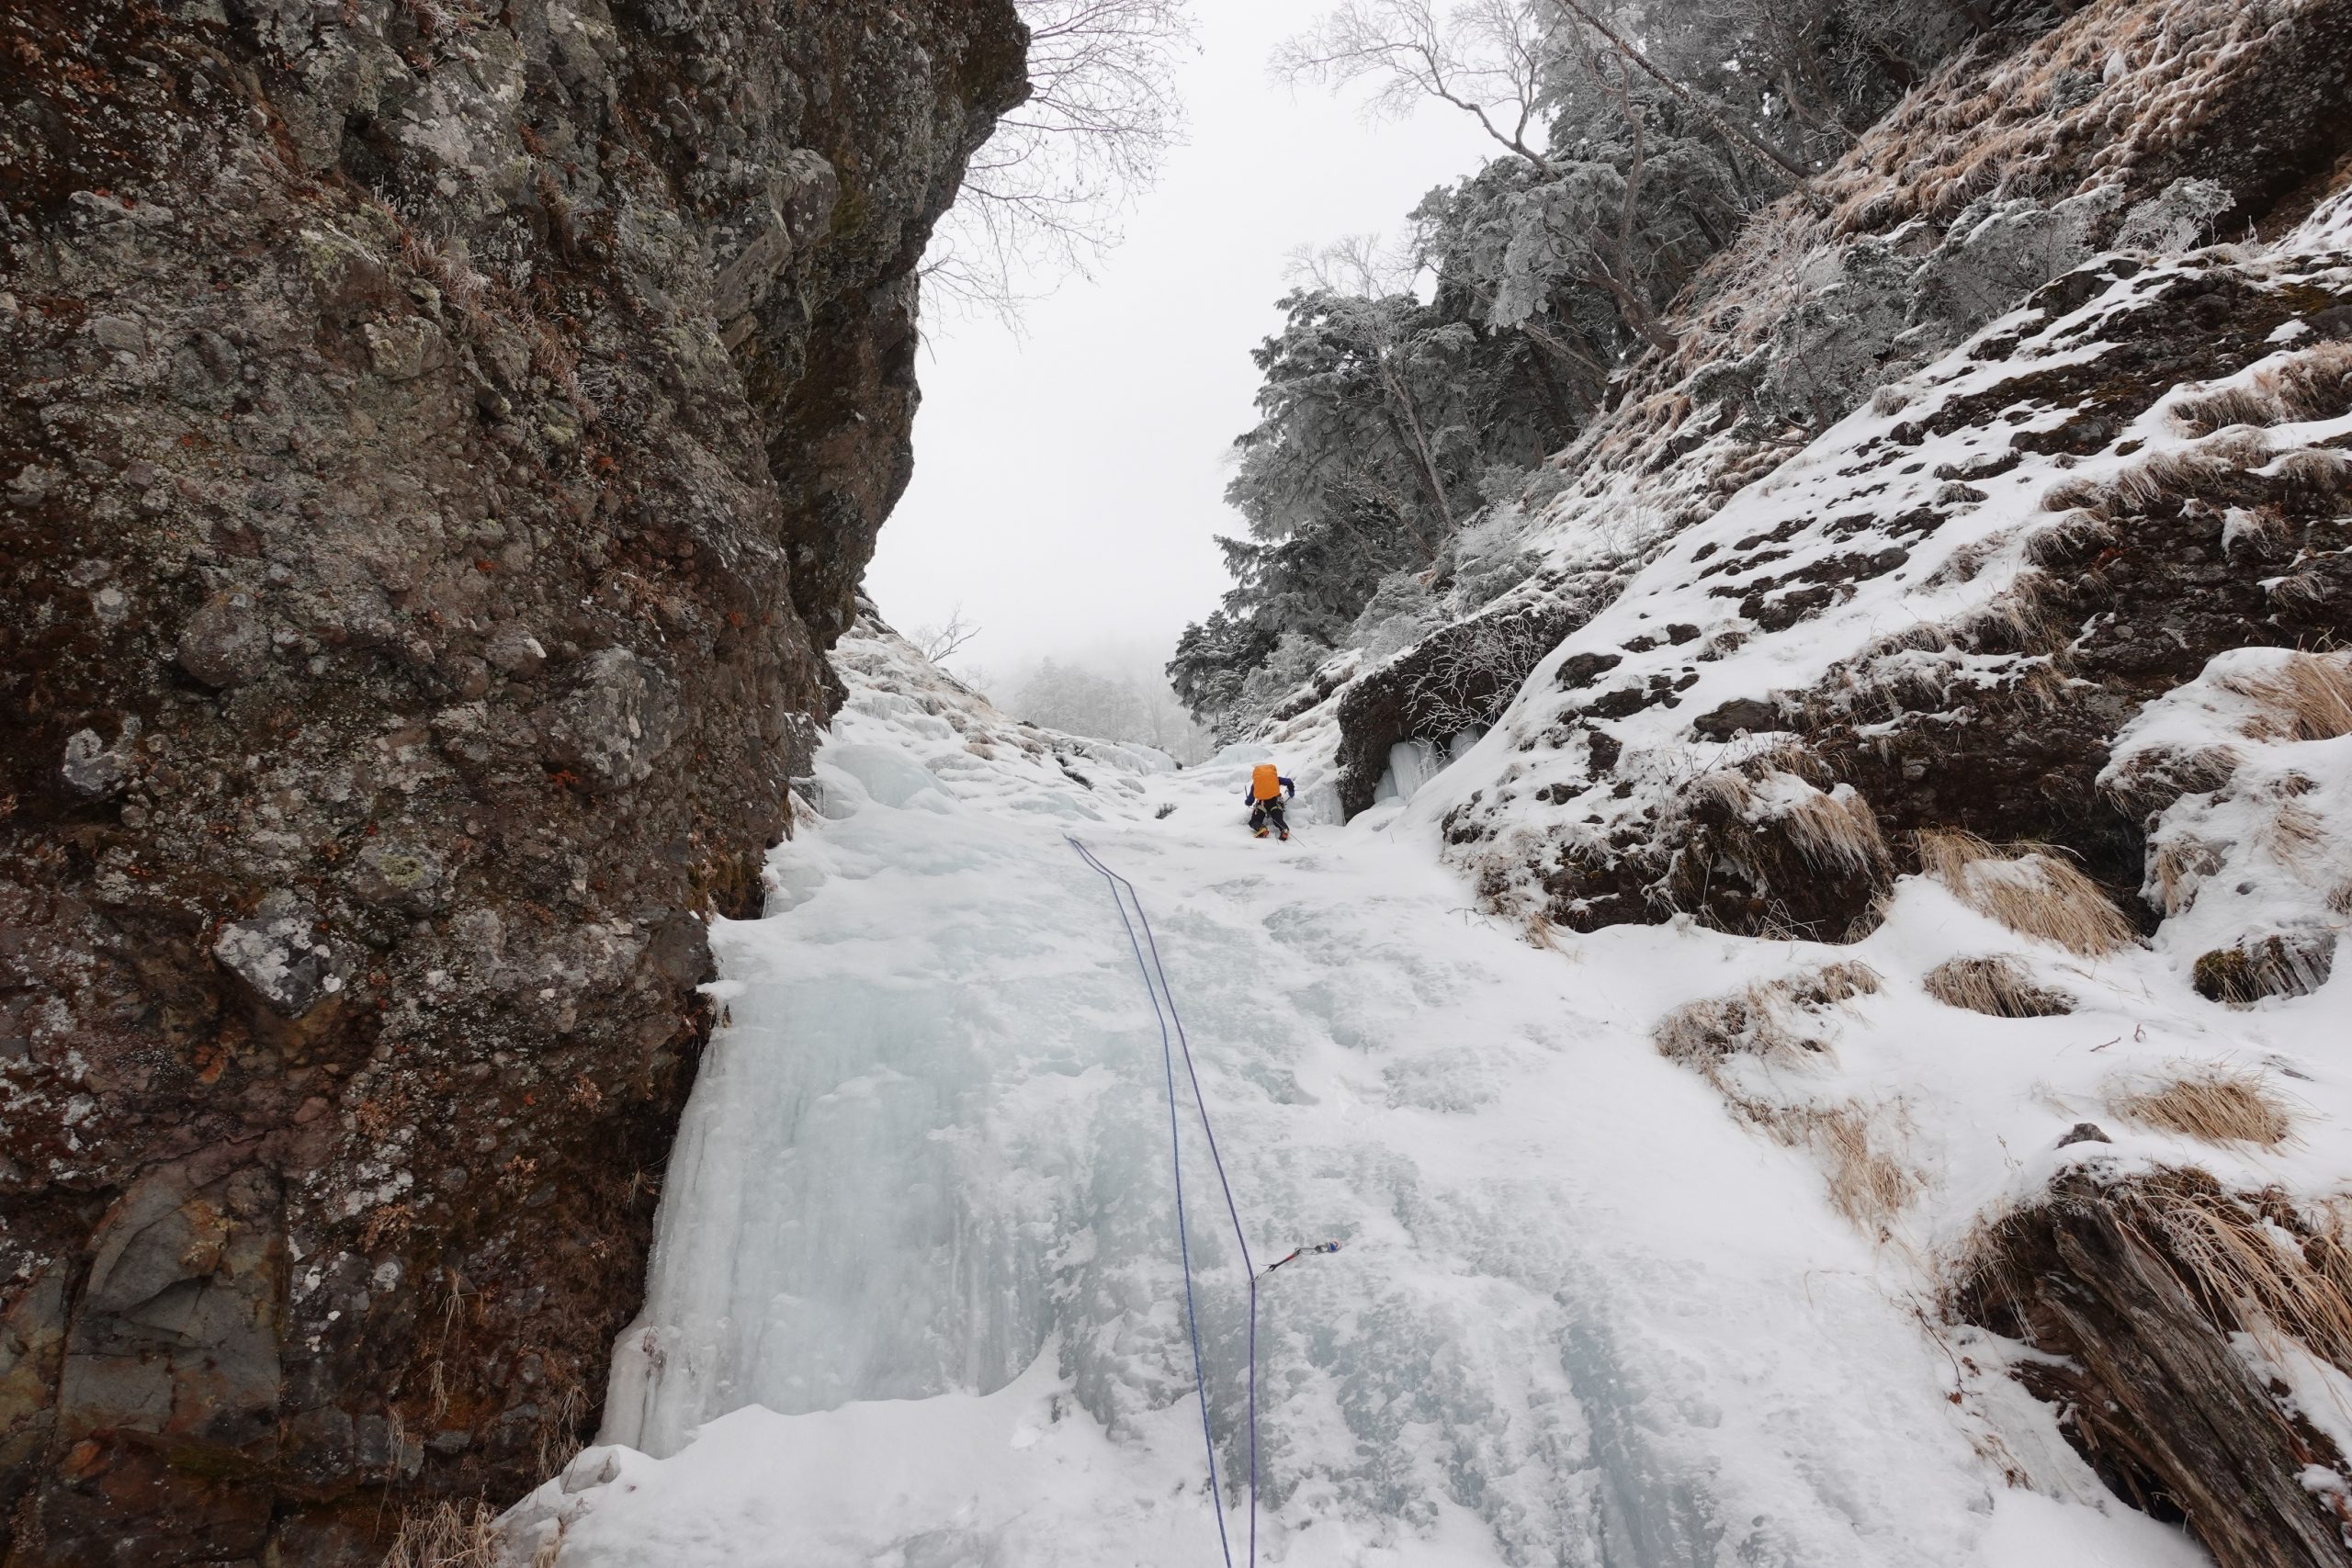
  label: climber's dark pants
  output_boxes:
[1250,799,1287,834]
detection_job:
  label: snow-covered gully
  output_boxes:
[502,629,2217,1568]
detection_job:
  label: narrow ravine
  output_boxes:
[502,626,2202,1568]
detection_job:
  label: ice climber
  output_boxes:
[1244,763,1295,840]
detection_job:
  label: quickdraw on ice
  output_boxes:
[1068,837,1341,1568]
[1256,1241,1341,1280]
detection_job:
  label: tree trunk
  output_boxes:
[1375,354,1456,547]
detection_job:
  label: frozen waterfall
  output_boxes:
[503,628,2205,1568]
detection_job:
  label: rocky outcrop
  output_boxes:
[1486,248,2352,942]
[0,2,1024,1562]
[1331,588,1609,819]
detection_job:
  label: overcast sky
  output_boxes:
[864,0,1496,686]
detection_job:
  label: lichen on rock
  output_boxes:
[212,894,354,1019]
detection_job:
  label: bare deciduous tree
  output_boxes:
[913,605,983,664]
[1408,610,1561,736]
[1274,0,1561,169]
[925,0,1196,322]
[1277,0,1812,187]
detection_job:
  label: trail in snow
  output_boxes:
[503,627,2205,1568]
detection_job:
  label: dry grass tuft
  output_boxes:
[2267,565,2337,616]
[537,1381,586,1477]
[2042,429,2277,525]
[1781,786,1890,877]
[1804,1102,1923,1234]
[1922,954,2075,1017]
[1686,763,1893,879]
[2110,1064,2297,1149]
[1916,830,2139,955]
[1949,581,2073,660]
[1954,1168,2352,1440]
[2148,831,2229,915]
[2111,1176,2352,1375]
[1654,960,1882,1070]
[2276,447,2352,508]
[1786,958,1883,1008]
[2220,503,2292,558]
[1814,622,2067,730]
[2271,340,2352,423]
[2024,508,2118,568]
[1655,964,1918,1235]
[2170,382,2275,437]
[1654,992,1787,1069]
[2174,341,2352,436]
[381,1500,503,1568]
[1665,761,1894,938]
[2219,650,2352,743]
[1721,773,1889,878]
[2262,797,2330,860]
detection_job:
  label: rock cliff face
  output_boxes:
[0,2,1024,1562]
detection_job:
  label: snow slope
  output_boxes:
[502,625,2214,1568]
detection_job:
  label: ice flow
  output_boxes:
[503,626,2205,1568]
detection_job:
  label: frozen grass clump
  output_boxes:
[2192,932,2339,1005]
[1805,1103,1922,1236]
[2041,428,2278,523]
[1916,830,2138,955]
[2099,649,2352,1001]
[2171,341,2352,436]
[1921,954,2075,1018]
[2101,649,2352,813]
[2224,650,2352,745]
[2109,1064,2296,1149]
[1689,767,1892,880]
[2140,1187,2352,1372]
[1952,1169,2352,1486]
[382,1500,504,1568]
[1653,959,1882,1071]
[1655,964,1917,1235]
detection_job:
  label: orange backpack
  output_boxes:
[1251,763,1282,801]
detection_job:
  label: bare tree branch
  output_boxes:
[913,606,984,664]
[1272,0,1558,169]
[925,0,1196,323]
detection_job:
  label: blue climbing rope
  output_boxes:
[1068,836,1245,1567]
[1068,836,1342,1568]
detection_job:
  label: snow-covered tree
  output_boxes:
[1172,0,1987,732]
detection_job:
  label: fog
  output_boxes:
[864,0,1494,704]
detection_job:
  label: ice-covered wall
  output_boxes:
[507,626,2229,1568]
